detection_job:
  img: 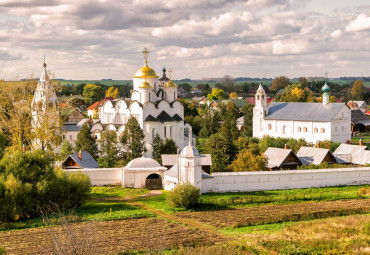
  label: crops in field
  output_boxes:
[0,218,225,255]
[177,199,370,228]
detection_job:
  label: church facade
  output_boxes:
[90,48,192,156]
[253,84,351,144]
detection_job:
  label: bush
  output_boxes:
[167,183,201,209]
[0,247,5,255]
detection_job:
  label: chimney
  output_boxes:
[359,139,363,146]
[284,144,288,149]
[22,144,26,154]
[316,142,320,148]
[78,150,82,160]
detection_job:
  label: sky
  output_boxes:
[0,0,369,80]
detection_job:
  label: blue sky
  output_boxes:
[0,0,369,80]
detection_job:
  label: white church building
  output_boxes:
[88,48,192,156]
[253,83,351,144]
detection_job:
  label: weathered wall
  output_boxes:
[202,167,370,193]
[64,168,123,186]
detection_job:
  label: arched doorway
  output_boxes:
[145,174,162,190]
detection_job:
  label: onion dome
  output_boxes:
[164,69,176,87]
[133,47,159,78]
[322,82,330,93]
[138,78,152,88]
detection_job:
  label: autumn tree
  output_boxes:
[271,76,290,90]
[121,116,145,162]
[229,92,238,99]
[207,88,225,101]
[352,80,365,100]
[75,123,99,159]
[83,84,105,104]
[230,150,267,171]
[275,83,313,102]
[99,130,120,168]
[105,86,119,99]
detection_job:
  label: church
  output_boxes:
[253,83,351,144]
[88,48,192,156]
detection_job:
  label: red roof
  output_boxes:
[366,111,370,116]
[87,101,100,110]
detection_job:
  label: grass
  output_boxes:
[351,135,370,147]
[89,186,149,198]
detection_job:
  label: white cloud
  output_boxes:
[345,13,370,32]
[331,29,342,38]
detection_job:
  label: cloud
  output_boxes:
[345,13,370,32]
[331,29,342,39]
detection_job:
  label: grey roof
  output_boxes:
[237,116,244,125]
[63,122,82,132]
[353,101,368,108]
[265,102,346,122]
[144,111,183,122]
[63,151,99,168]
[351,109,370,125]
[296,146,336,165]
[264,147,301,168]
[161,154,212,166]
[333,144,370,165]
[164,164,213,179]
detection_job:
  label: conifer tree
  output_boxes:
[162,138,178,154]
[75,123,98,159]
[151,133,163,163]
[121,116,145,162]
[99,130,120,167]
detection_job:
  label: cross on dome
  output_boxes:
[168,69,172,80]
[325,70,328,83]
[142,47,150,65]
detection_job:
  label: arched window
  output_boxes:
[152,128,155,139]
[282,125,286,134]
[149,92,151,101]
[314,127,318,133]
[257,95,260,100]
[321,128,325,133]
[298,127,301,132]
[303,127,307,132]
[139,92,142,101]
[174,91,176,100]
[268,124,272,130]
[164,126,167,137]
[170,126,173,137]
[262,95,265,100]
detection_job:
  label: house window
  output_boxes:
[164,127,167,137]
[321,128,325,133]
[282,125,286,134]
[303,127,307,132]
[152,128,155,139]
[268,124,272,130]
[298,127,301,132]
[170,126,173,137]
[314,128,318,133]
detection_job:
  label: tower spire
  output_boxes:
[142,47,149,66]
[322,71,330,105]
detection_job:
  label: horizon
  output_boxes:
[0,0,369,80]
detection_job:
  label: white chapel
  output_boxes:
[89,48,192,156]
[253,82,351,144]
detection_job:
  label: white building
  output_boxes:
[253,83,351,144]
[90,48,192,156]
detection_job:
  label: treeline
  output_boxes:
[0,150,90,222]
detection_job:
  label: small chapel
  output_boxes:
[88,48,192,156]
[252,80,351,144]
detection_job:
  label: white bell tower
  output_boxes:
[253,84,268,137]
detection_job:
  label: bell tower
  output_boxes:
[253,84,268,137]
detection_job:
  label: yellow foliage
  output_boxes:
[229,92,238,99]
[291,87,305,99]
[230,150,267,171]
[106,87,119,99]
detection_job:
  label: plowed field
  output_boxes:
[177,199,370,228]
[0,218,225,255]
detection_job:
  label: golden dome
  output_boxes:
[134,63,158,78]
[138,80,152,88]
[164,79,176,88]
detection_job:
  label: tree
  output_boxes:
[151,133,163,163]
[352,80,365,100]
[99,130,120,168]
[75,123,99,159]
[105,86,119,99]
[61,140,74,160]
[229,92,238,99]
[162,139,177,154]
[178,83,192,91]
[205,133,235,172]
[271,76,289,90]
[178,98,198,117]
[196,83,210,91]
[299,77,307,86]
[230,150,267,171]
[121,116,145,162]
[207,88,225,101]
[241,103,254,136]
[83,84,105,104]
[275,83,313,102]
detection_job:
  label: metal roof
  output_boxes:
[161,154,212,166]
[264,147,300,168]
[62,123,82,132]
[333,144,370,165]
[144,111,183,122]
[163,164,213,179]
[353,101,368,108]
[351,109,370,125]
[63,151,99,169]
[265,102,346,121]
[296,146,336,165]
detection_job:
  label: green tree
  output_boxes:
[207,88,225,101]
[151,133,163,163]
[99,130,120,168]
[299,77,307,86]
[75,123,99,159]
[352,80,365,100]
[166,183,200,209]
[61,140,74,160]
[178,98,198,117]
[206,133,235,172]
[275,83,313,102]
[230,149,267,171]
[83,84,105,104]
[241,103,254,136]
[178,83,192,91]
[162,138,178,154]
[271,76,290,90]
[106,86,119,99]
[121,116,145,162]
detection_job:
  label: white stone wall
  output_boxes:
[202,167,370,193]
[64,168,123,186]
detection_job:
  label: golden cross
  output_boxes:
[168,69,172,80]
[325,70,328,81]
[142,47,149,63]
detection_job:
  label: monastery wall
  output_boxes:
[64,168,123,186]
[202,167,370,193]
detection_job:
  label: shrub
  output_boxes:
[0,247,5,255]
[167,183,201,209]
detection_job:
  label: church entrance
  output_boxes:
[145,174,162,190]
